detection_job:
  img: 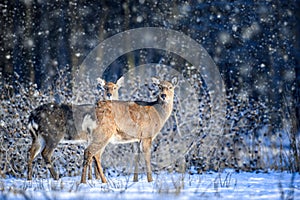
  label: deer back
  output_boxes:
[96,100,170,141]
[28,103,68,143]
[29,103,91,142]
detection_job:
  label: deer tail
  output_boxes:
[28,116,39,138]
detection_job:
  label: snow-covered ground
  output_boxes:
[1,170,299,200]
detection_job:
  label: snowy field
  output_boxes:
[0,1,298,200]
[1,170,299,200]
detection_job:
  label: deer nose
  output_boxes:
[107,93,112,98]
[160,94,166,100]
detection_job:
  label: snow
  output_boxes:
[0,1,298,199]
[1,170,299,200]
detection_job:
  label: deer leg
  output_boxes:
[142,138,153,182]
[133,142,141,182]
[81,150,107,183]
[81,126,112,184]
[93,147,107,183]
[93,129,112,183]
[93,154,101,180]
[81,142,108,184]
[88,162,93,180]
[87,155,100,180]
[81,149,93,184]
[27,138,41,180]
[41,146,58,180]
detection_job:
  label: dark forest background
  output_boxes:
[0,0,300,176]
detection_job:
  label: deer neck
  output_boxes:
[154,100,173,122]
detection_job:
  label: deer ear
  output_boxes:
[116,76,124,88]
[171,76,178,86]
[151,77,160,85]
[145,77,160,91]
[97,78,106,87]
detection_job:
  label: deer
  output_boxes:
[27,77,123,180]
[80,77,178,184]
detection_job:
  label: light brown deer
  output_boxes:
[27,78,122,180]
[81,77,177,183]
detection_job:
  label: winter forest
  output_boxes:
[0,0,300,199]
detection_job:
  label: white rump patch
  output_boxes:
[33,135,46,159]
[28,119,39,138]
[82,114,97,133]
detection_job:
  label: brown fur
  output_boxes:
[27,79,121,180]
[81,78,177,183]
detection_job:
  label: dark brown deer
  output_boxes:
[27,78,122,180]
[81,77,177,183]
